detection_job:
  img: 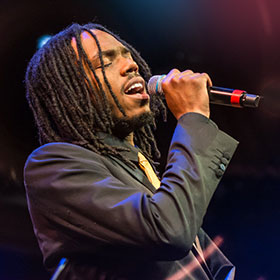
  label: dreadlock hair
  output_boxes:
[25,22,166,167]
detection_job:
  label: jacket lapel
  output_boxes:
[98,132,158,194]
[108,155,157,194]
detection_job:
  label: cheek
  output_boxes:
[107,72,122,93]
[119,95,134,108]
[122,97,151,116]
[108,94,126,118]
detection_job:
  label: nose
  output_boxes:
[120,57,139,76]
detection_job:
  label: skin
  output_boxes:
[161,69,212,120]
[71,29,151,145]
[71,29,212,144]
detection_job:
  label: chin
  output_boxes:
[112,111,154,139]
[130,106,151,117]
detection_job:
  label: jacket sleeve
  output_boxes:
[24,113,238,266]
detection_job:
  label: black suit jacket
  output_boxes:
[24,113,238,279]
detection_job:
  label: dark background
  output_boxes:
[1,0,280,279]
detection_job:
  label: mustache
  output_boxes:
[126,72,141,80]
[121,73,145,93]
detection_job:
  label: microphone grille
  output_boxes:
[148,75,165,95]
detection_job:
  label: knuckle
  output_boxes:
[201,72,209,79]
[181,69,194,76]
[167,68,180,76]
[170,76,180,85]
[189,76,204,88]
[171,68,180,73]
[189,77,199,84]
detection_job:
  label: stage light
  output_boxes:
[37,35,52,49]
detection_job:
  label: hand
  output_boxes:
[161,69,212,119]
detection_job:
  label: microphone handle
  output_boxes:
[147,75,261,108]
[209,86,260,108]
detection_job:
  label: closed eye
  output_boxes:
[96,63,112,69]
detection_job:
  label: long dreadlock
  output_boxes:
[25,23,166,167]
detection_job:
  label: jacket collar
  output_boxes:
[97,132,157,194]
[97,132,139,163]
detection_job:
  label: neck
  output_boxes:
[125,133,134,146]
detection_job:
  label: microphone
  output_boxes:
[148,75,261,108]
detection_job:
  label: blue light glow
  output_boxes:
[37,35,52,49]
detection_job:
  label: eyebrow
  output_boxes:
[90,46,131,63]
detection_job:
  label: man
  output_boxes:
[24,23,238,279]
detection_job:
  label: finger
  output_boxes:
[168,68,181,75]
[163,68,181,83]
[185,72,212,88]
[179,71,212,88]
[162,69,182,87]
[180,69,194,76]
[201,72,213,87]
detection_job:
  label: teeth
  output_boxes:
[125,82,143,93]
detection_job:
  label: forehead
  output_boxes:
[71,29,124,58]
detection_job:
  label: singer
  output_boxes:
[24,22,238,279]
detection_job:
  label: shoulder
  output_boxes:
[25,142,102,166]
[24,142,106,181]
[27,142,94,158]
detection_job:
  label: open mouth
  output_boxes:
[124,82,144,95]
[123,77,149,100]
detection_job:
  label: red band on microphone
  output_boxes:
[231,90,244,107]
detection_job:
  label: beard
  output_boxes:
[112,111,154,139]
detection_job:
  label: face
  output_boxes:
[71,29,151,123]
